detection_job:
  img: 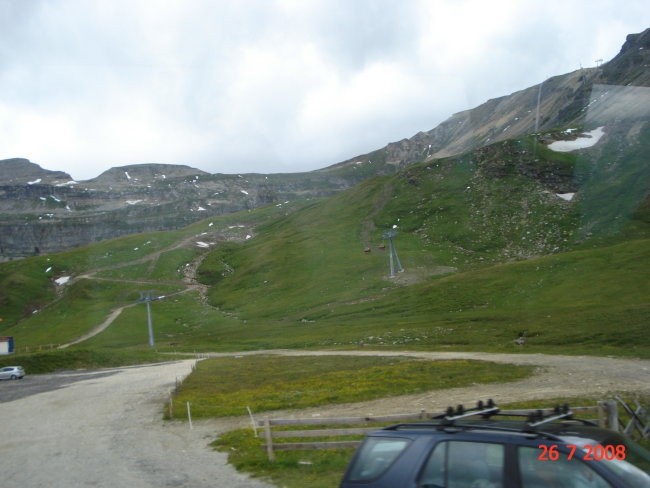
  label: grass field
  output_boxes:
[1,130,648,362]
[168,355,534,418]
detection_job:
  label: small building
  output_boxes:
[0,336,14,355]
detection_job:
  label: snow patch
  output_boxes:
[240,190,249,195]
[556,193,576,202]
[45,267,52,273]
[548,127,605,152]
[54,276,70,285]
[195,241,211,248]
[125,171,131,180]
[27,178,42,185]
[126,200,143,205]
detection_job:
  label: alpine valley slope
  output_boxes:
[0,29,648,360]
[1,29,648,258]
[1,109,647,358]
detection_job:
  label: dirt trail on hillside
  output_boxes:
[57,232,222,348]
[198,349,650,424]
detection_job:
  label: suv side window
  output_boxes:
[518,446,612,488]
[346,437,411,482]
[419,441,505,488]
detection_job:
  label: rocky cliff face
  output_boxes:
[0,161,355,257]
[325,28,650,173]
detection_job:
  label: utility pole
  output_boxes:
[137,291,161,347]
[535,82,543,132]
[383,229,404,278]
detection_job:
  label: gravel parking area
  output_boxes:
[1,350,648,488]
[0,360,273,488]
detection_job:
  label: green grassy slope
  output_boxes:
[192,133,649,356]
[0,202,306,350]
[1,131,648,359]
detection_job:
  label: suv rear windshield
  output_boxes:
[346,437,411,482]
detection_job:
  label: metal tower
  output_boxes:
[137,291,162,347]
[382,229,404,278]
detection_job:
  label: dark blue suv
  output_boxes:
[340,402,650,488]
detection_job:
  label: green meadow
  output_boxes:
[2,132,649,363]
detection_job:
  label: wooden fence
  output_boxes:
[257,401,645,462]
[259,411,431,461]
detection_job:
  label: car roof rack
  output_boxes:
[385,400,597,438]
[523,404,573,431]
[433,399,500,425]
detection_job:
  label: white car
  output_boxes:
[0,366,25,380]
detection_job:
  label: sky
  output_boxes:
[0,0,648,181]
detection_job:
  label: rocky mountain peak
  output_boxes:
[619,27,650,55]
[600,27,650,87]
[86,163,210,188]
[0,158,72,185]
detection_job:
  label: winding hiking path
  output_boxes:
[57,230,224,349]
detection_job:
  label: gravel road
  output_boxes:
[200,350,650,419]
[0,360,272,488]
[1,351,648,488]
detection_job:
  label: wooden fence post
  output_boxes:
[247,406,258,437]
[187,401,193,430]
[597,401,607,428]
[264,417,275,462]
[606,400,619,431]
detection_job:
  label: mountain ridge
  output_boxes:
[1,28,648,258]
[326,27,650,173]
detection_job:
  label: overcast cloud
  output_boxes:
[0,0,648,180]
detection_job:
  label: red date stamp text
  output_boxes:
[538,444,626,461]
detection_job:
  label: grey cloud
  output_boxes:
[0,0,648,180]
